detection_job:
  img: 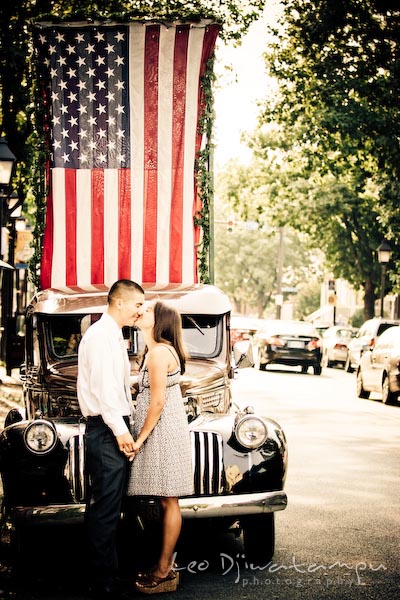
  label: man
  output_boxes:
[77,279,145,598]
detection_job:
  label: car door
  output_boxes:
[367,329,394,391]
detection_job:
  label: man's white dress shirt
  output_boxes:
[77,312,133,437]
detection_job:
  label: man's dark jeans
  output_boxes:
[85,417,129,587]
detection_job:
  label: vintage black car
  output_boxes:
[0,284,288,561]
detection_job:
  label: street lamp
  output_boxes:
[0,137,16,195]
[377,239,392,318]
[0,137,16,260]
[0,137,17,369]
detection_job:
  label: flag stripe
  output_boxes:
[142,25,159,282]
[91,170,104,284]
[65,169,77,286]
[35,22,219,289]
[76,170,92,286]
[52,169,67,287]
[118,169,131,279]
[129,25,145,284]
[169,26,189,283]
[184,26,207,282]
[156,26,174,285]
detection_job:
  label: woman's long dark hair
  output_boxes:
[140,301,187,374]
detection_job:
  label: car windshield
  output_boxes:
[43,313,224,360]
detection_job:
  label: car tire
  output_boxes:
[301,364,308,374]
[242,513,275,563]
[259,363,267,371]
[356,370,370,399]
[382,375,398,405]
[345,356,354,373]
[313,364,322,375]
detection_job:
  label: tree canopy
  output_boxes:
[234,0,400,319]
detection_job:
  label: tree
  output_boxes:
[249,0,400,319]
[214,160,323,318]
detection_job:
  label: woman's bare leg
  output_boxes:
[153,497,181,578]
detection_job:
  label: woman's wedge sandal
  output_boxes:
[135,570,178,594]
[136,564,180,584]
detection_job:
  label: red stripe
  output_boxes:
[40,160,54,290]
[142,25,160,283]
[169,25,189,283]
[65,169,77,286]
[91,170,104,284]
[118,169,131,279]
[193,25,220,281]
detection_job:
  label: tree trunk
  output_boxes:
[257,292,264,319]
[363,276,376,320]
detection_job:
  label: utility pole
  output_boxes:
[275,227,284,319]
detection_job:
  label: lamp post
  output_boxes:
[0,137,17,367]
[377,239,392,318]
[0,137,16,193]
[0,137,16,258]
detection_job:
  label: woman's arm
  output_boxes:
[134,346,170,449]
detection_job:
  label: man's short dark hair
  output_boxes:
[108,279,145,304]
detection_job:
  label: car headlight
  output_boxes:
[23,420,57,454]
[235,415,268,449]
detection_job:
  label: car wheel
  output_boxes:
[356,370,370,399]
[242,513,275,563]
[259,362,267,371]
[345,356,354,373]
[382,375,397,405]
[313,364,322,376]
[301,364,308,374]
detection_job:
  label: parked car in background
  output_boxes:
[230,316,265,349]
[356,325,400,404]
[321,325,359,368]
[252,320,322,375]
[345,318,400,372]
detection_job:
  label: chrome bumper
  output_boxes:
[180,490,287,518]
[11,490,287,526]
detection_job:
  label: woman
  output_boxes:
[127,301,193,594]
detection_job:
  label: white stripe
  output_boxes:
[182,28,205,283]
[129,24,145,284]
[104,169,119,285]
[76,169,92,286]
[51,168,67,288]
[156,26,175,285]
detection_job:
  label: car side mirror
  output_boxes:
[360,343,371,355]
[233,341,254,369]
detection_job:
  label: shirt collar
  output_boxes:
[101,311,122,337]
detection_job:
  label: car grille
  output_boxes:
[190,430,224,495]
[66,429,224,502]
[65,431,86,502]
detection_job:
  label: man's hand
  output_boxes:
[116,431,135,461]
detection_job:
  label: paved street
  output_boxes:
[1,364,399,599]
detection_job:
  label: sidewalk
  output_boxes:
[0,365,22,387]
[0,366,23,427]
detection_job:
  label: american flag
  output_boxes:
[34,22,219,290]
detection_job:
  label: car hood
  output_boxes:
[44,356,227,398]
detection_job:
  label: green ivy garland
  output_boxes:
[194,54,216,284]
[28,41,50,290]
